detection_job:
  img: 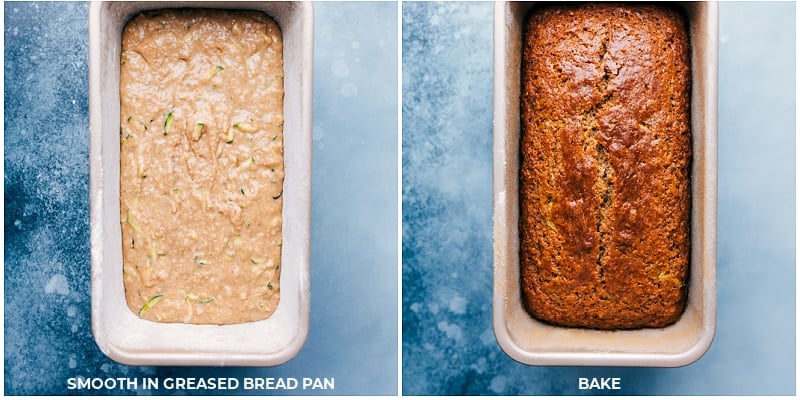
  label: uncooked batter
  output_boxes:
[119,9,284,324]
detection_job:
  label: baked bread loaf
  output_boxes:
[519,3,691,329]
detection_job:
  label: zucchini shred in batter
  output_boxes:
[119,9,284,324]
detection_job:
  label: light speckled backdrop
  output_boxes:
[5,1,397,395]
[401,1,795,396]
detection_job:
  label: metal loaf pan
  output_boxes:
[492,1,717,367]
[89,1,313,366]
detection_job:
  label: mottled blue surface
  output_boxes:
[402,1,795,396]
[5,2,397,395]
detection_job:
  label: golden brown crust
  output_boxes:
[519,3,691,329]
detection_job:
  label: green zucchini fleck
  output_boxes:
[208,65,224,80]
[136,118,148,131]
[267,281,274,290]
[121,126,132,143]
[163,112,174,136]
[199,297,215,304]
[272,189,283,200]
[194,256,208,266]
[126,210,141,232]
[193,122,205,140]
[233,122,257,133]
[225,128,235,143]
[251,257,264,265]
[238,157,255,170]
[139,294,165,317]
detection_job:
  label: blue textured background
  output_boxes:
[401,1,795,396]
[5,2,397,395]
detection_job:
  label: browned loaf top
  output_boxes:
[519,3,691,330]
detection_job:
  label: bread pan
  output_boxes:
[89,1,313,366]
[492,1,717,367]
